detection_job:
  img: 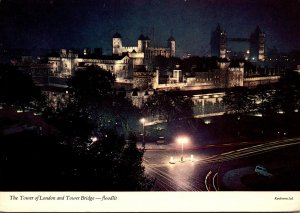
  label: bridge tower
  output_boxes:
[250,26,265,62]
[210,24,227,59]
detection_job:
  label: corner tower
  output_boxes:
[112,32,123,55]
[137,34,150,53]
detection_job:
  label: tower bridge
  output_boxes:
[211,24,265,62]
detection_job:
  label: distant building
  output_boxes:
[12,30,281,118]
[48,49,130,80]
[13,56,50,86]
[129,58,280,114]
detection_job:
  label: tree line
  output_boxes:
[0,64,153,190]
[223,70,300,116]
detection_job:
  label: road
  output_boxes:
[143,137,300,191]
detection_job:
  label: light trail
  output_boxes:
[143,137,300,191]
[201,139,300,164]
[212,172,218,191]
[205,171,212,191]
[144,158,203,191]
[144,138,300,168]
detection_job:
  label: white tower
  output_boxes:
[112,32,123,55]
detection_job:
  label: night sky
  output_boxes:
[0,0,299,56]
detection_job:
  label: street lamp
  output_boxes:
[89,136,98,146]
[140,118,146,148]
[176,136,189,162]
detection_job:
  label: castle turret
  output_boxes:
[137,34,150,53]
[112,32,123,55]
[167,36,176,57]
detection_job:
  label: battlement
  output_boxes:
[122,46,138,52]
[147,47,169,51]
[128,52,144,58]
[112,32,176,61]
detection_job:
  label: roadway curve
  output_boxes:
[143,137,300,191]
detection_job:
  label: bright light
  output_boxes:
[176,136,190,162]
[90,137,98,142]
[140,118,146,124]
[176,136,189,144]
[204,119,211,124]
[191,155,194,162]
[295,109,299,113]
[278,110,284,114]
[254,113,263,117]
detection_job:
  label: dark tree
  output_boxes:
[273,70,300,114]
[78,130,153,191]
[251,84,275,115]
[0,131,71,190]
[44,65,153,190]
[66,66,140,135]
[68,65,115,103]
[142,92,194,122]
[0,64,44,110]
[0,129,153,191]
[223,86,254,115]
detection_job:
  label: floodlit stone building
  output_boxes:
[112,32,175,66]
[14,30,283,118]
[48,49,130,80]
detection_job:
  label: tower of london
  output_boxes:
[112,32,176,66]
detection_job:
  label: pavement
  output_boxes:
[136,142,168,150]
[136,142,201,151]
[221,166,254,190]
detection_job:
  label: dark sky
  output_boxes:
[0,0,299,56]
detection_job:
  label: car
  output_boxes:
[156,136,165,144]
[255,165,272,177]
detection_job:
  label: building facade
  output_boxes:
[48,49,130,80]
[112,32,176,66]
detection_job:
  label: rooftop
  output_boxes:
[168,36,175,41]
[113,32,122,38]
